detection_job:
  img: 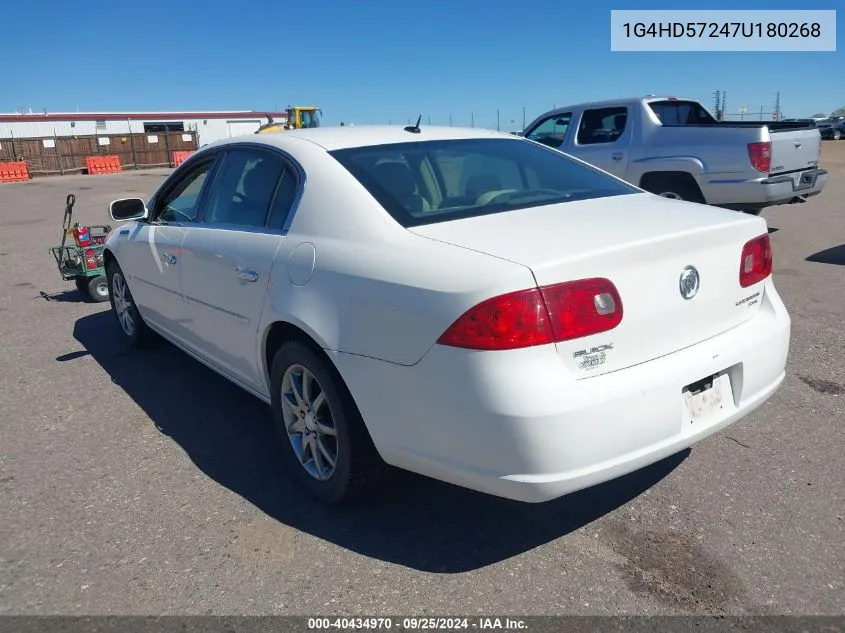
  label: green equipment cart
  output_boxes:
[49,193,112,302]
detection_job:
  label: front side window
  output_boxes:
[576,107,628,145]
[525,113,571,149]
[156,159,215,223]
[330,138,637,228]
[203,149,285,228]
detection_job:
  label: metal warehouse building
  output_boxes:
[0,110,287,147]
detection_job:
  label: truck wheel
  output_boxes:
[834,130,842,141]
[270,340,385,505]
[642,174,705,204]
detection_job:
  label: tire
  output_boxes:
[642,175,705,204]
[270,340,384,505]
[74,277,89,297]
[106,260,155,348]
[80,274,110,302]
[834,130,842,141]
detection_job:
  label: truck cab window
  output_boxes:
[649,101,717,125]
[525,113,571,149]
[576,107,627,145]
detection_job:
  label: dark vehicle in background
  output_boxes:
[816,116,845,141]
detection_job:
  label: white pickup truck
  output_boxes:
[524,97,828,214]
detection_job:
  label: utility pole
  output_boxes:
[471,112,474,127]
[449,113,452,127]
[713,90,721,120]
[774,91,781,120]
[497,109,500,131]
[721,91,727,121]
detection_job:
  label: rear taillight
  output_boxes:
[437,278,623,351]
[747,141,771,173]
[739,234,773,287]
[541,278,624,342]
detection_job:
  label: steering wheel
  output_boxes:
[481,188,566,205]
[164,205,194,222]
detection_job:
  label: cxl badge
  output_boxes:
[679,265,700,300]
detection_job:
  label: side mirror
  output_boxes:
[109,197,148,221]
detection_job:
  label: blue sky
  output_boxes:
[2,0,841,129]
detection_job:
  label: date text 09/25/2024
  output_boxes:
[307,618,527,630]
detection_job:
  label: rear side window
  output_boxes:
[576,107,628,145]
[329,138,637,228]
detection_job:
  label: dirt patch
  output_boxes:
[227,516,298,564]
[601,521,746,613]
[799,376,845,396]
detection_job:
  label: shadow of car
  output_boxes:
[806,244,845,266]
[69,310,689,573]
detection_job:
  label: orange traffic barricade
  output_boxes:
[0,161,30,182]
[85,155,121,175]
[171,150,195,167]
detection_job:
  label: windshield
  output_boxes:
[329,138,638,228]
[300,109,320,128]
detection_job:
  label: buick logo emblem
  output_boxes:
[679,266,700,300]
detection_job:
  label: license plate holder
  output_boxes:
[796,171,817,190]
[683,373,725,424]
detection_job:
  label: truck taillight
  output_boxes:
[437,278,623,351]
[747,141,771,173]
[739,234,773,288]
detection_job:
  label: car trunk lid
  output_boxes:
[410,193,771,378]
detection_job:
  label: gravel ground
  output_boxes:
[0,144,843,617]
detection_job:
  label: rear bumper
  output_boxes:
[703,168,827,210]
[333,281,791,503]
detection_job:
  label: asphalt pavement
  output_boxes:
[0,146,842,616]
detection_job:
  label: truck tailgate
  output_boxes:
[769,128,821,175]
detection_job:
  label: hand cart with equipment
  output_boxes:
[49,193,112,302]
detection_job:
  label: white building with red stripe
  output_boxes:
[0,110,288,146]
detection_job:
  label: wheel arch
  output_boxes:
[638,170,706,202]
[261,319,381,451]
[102,246,117,269]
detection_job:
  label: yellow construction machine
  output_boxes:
[256,106,321,133]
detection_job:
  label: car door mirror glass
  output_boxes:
[109,198,148,221]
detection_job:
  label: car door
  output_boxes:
[178,145,300,391]
[568,106,632,178]
[118,154,220,343]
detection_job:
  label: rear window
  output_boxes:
[329,138,637,228]
[648,100,717,125]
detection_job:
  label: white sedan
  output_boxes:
[104,124,790,504]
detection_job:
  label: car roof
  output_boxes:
[209,125,517,152]
[534,96,700,119]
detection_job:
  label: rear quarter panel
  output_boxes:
[255,139,537,368]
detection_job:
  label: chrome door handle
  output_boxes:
[236,266,259,282]
[162,252,177,265]
[612,152,623,161]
